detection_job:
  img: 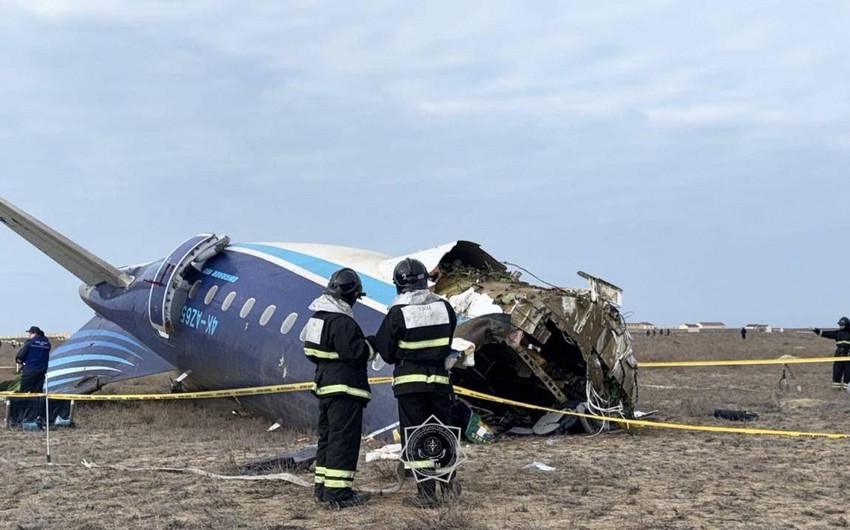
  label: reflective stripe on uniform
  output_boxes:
[398,337,451,350]
[315,465,326,484]
[312,384,371,399]
[837,341,850,345]
[304,348,340,360]
[403,460,435,469]
[324,478,353,489]
[324,468,356,479]
[392,374,450,386]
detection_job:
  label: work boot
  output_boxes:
[439,478,462,500]
[402,481,440,509]
[323,489,371,509]
[313,484,325,504]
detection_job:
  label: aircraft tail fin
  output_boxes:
[0,195,132,288]
[47,315,176,393]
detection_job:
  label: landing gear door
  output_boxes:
[148,234,230,338]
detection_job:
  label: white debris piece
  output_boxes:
[365,443,402,463]
[450,337,476,368]
[449,288,503,318]
[523,461,556,471]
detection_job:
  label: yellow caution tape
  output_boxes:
[2,374,847,439]
[639,356,850,368]
[452,386,850,439]
[0,381,314,401]
[0,376,395,401]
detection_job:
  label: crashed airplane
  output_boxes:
[0,195,637,436]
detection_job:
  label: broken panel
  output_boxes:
[433,252,637,434]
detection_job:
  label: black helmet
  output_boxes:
[324,268,365,307]
[839,317,850,329]
[393,258,429,294]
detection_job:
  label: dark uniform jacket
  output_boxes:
[819,328,850,355]
[373,290,457,396]
[15,336,51,373]
[302,295,372,402]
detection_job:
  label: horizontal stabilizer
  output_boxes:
[46,315,176,393]
[0,195,132,288]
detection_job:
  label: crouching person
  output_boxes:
[302,268,373,508]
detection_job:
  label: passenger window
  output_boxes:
[204,285,219,305]
[260,305,277,326]
[188,280,202,300]
[240,298,256,318]
[280,312,298,334]
[222,291,236,311]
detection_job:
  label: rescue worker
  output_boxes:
[372,258,460,509]
[813,316,850,390]
[15,326,51,393]
[302,268,373,508]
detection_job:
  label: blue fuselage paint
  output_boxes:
[78,245,399,433]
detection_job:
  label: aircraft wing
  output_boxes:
[46,316,176,393]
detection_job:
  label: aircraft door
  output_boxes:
[148,233,230,338]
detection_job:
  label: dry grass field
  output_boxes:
[2,329,849,530]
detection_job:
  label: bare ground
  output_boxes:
[2,329,849,530]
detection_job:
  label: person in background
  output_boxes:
[813,317,850,390]
[15,326,51,393]
[741,327,747,340]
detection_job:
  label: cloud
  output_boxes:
[645,104,792,127]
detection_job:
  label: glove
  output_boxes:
[15,362,22,374]
[444,352,460,371]
[813,328,821,335]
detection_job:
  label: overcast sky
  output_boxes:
[1,1,848,334]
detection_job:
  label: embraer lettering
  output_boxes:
[180,306,218,336]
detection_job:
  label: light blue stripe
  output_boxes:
[52,340,144,361]
[67,329,148,351]
[46,376,84,390]
[233,243,397,306]
[50,354,135,368]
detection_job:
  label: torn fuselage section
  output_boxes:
[429,242,637,433]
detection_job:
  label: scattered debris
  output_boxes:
[240,445,317,475]
[523,461,556,471]
[714,409,759,422]
[365,443,402,463]
[464,412,496,444]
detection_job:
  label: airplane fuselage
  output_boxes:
[79,243,400,433]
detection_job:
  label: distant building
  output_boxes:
[0,332,69,341]
[696,322,726,330]
[626,322,656,331]
[744,324,773,333]
[678,323,700,333]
